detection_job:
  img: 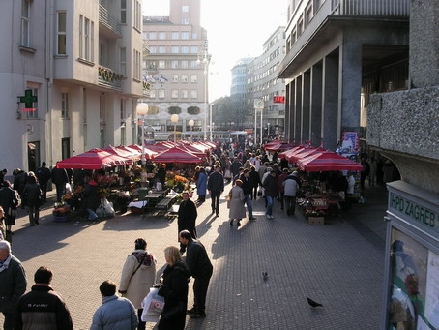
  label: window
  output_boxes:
[24,87,39,119]
[159,46,166,53]
[149,32,156,40]
[57,12,67,55]
[190,75,197,83]
[171,31,179,40]
[190,61,198,69]
[21,0,30,46]
[182,5,189,12]
[171,90,179,99]
[182,18,190,25]
[120,98,126,119]
[171,46,179,54]
[181,32,189,40]
[149,89,156,99]
[190,46,198,54]
[181,90,188,99]
[171,61,179,69]
[158,60,165,69]
[121,0,126,24]
[120,47,126,75]
[133,49,141,80]
[79,15,94,61]
[61,92,69,119]
[149,45,156,53]
[171,74,179,83]
[133,0,141,30]
[158,32,166,40]
[181,61,188,69]
[190,90,197,99]
[159,90,165,99]
[181,75,188,82]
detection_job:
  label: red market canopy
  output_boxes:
[297,151,364,172]
[288,147,326,164]
[152,146,202,164]
[278,145,306,159]
[103,145,140,163]
[264,141,295,152]
[56,148,129,169]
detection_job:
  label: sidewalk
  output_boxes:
[2,184,388,329]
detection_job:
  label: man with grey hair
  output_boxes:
[0,240,27,330]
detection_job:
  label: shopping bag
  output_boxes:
[225,195,231,209]
[97,197,115,218]
[141,287,165,322]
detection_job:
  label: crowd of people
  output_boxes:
[0,139,399,329]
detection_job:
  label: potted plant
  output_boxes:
[52,201,71,222]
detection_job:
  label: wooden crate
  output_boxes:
[307,217,324,225]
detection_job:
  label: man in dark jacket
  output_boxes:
[36,162,51,203]
[240,169,255,221]
[207,165,224,217]
[0,240,27,330]
[178,191,197,254]
[263,170,278,219]
[50,164,69,202]
[179,230,213,319]
[15,266,73,330]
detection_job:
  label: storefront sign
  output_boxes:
[389,191,439,233]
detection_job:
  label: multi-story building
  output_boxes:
[142,0,210,139]
[0,0,144,173]
[278,0,410,149]
[248,26,286,140]
[230,57,254,130]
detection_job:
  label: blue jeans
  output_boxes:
[244,194,253,218]
[265,195,274,216]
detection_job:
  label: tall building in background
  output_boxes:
[0,0,143,172]
[248,26,286,140]
[143,0,209,139]
[230,57,253,130]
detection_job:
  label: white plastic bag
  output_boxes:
[141,287,164,322]
[96,197,115,218]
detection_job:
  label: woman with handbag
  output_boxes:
[0,181,19,236]
[158,246,190,330]
[119,238,157,330]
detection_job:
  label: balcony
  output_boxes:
[99,4,122,39]
[279,0,410,77]
[98,66,123,90]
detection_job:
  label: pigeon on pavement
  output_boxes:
[307,297,323,308]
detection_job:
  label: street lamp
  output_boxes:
[210,122,215,141]
[197,48,210,140]
[267,122,271,139]
[171,114,179,144]
[188,119,194,141]
[253,99,264,146]
[136,102,149,167]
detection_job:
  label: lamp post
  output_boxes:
[253,99,264,146]
[136,102,149,167]
[171,114,179,144]
[267,122,271,139]
[210,122,215,141]
[188,119,194,141]
[197,47,210,140]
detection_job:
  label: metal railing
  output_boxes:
[331,0,410,16]
[99,4,122,37]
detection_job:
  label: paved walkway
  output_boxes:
[1,184,388,329]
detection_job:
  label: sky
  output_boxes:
[142,0,287,101]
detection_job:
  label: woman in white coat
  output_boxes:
[228,179,246,227]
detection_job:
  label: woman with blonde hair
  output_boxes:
[158,246,190,330]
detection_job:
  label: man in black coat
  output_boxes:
[15,266,73,329]
[239,169,255,220]
[177,192,197,254]
[36,162,51,203]
[51,164,70,202]
[179,230,213,319]
[207,165,224,217]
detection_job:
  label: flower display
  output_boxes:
[53,201,71,217]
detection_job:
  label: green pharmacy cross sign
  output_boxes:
[18,89,38,111]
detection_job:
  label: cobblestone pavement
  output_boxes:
[1,184,388,329]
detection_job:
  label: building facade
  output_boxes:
[248,26,286,139]
[230,57,254,130]
[0,0,144,172]
[278,0,410,150]
[142,0,210,139]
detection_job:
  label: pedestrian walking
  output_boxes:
[0,181,19,238]
[207,165,224,217]
[91,280,138,330]
[0,207,6,241]
[277,168,289,210]
[0,240,27,330]
[228,179,246,227]
[249,165,261,200]
[36,162,51,203]
[177,191,197,254]
[50,164,69,202]
[179,230,213,319]
[263,170,278,219]
[157,246,190,330]
[119,238,157,330]
[15,266,73,330]
[13,168,28,206]
[240,169,256,221]
[282,171,301,216]
[196,167,207,203]
[22,175,42,226]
